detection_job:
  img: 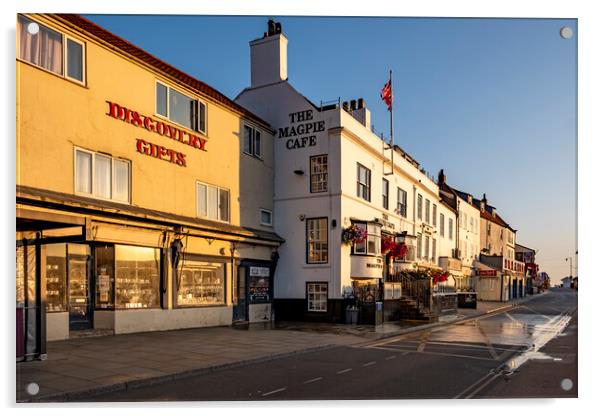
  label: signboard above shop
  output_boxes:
[350,255,383,279]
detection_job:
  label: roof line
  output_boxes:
[51,13,272,131]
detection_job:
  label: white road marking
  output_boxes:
[337,368,352,374]
[303,377,323,384]
[367,345,497,362]
[385,355,396,360]
[261,387,287,397]
[362,361,376,367]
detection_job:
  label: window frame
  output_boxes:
[432,204,437,227]
[397,188,407,217]
[309,154,328,193]
[17,15,87,86]
[356,163,371,201]
[155,80,208,135]
[425,199,431,224]
[417,194,423,220]
[306,282,328,312]
[73,147,131,204]
[243,124,262,159]
[448,218,453,240]
[196,180,230,223]
[439,213,445,236]
[382,178,389,210]
[306,217,329,264]
[260,208,273,227]
[351,221,381,256]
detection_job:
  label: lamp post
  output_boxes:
[565,257,573,279]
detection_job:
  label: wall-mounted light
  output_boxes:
[294,169,304,175]
[299,214,306,221]
[331,219,337,228]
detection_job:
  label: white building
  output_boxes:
[236,21,452,322]
[437,172,480,291]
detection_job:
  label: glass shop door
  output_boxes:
[68,244,93,330]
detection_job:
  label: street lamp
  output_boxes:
[565,257,573,279]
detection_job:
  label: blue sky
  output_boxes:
[85,14,577,283]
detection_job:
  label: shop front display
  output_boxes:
[176,257,226,307]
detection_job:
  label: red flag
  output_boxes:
[380,79,392,110]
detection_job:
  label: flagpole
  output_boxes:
[389,70,394,174]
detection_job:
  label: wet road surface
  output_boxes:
[84,288,577,401]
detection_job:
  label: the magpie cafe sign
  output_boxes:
[278,109,325,150]
[478,269,497,276]
[106,101,208,167]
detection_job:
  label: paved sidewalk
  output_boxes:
[16,292,546,402]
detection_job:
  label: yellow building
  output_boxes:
[16,14,281,360]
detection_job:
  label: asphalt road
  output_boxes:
[87,288,577,401]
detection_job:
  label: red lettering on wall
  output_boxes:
[106,100,208,167]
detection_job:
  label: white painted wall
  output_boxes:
[46,312,69,341]
[113,307,232,334]
[249,303,272,322]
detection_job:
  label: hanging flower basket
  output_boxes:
[390,242,408,259]
[432,271,450,284]
[341,224,367,245]
[381,236,397,254]
[381,237,408,259]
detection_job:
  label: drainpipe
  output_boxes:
[412,185,417,237]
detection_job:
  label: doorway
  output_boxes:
[232,265,247,322]
[68,244,93,330]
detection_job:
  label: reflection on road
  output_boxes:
[364,298,575,371]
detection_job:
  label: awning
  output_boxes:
[474,261,500,277]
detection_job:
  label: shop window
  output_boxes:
[155,81,207,134]
[243,125,262,158]
[260,209,273,226]
[352,222,381,256]
[196,181,230,223]
[306,217,328,263]
[307,282,327,312]
[417,194,423,220]
[176,257,226,307]
[115,245,161,309]
[356,163,371,201]
[382,178,389,209]
[16,245,36,307]
[17,15,86,84]
[397,188,407,217]
[45,244,67,312]
[95,245,115,309]
[74,148,130,203]
[432,239,437,263]
[310,155,328,193]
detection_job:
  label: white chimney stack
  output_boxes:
[250,20,288,88]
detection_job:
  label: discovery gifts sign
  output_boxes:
[105,101,208,167]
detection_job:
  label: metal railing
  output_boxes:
[399,273,431,309]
